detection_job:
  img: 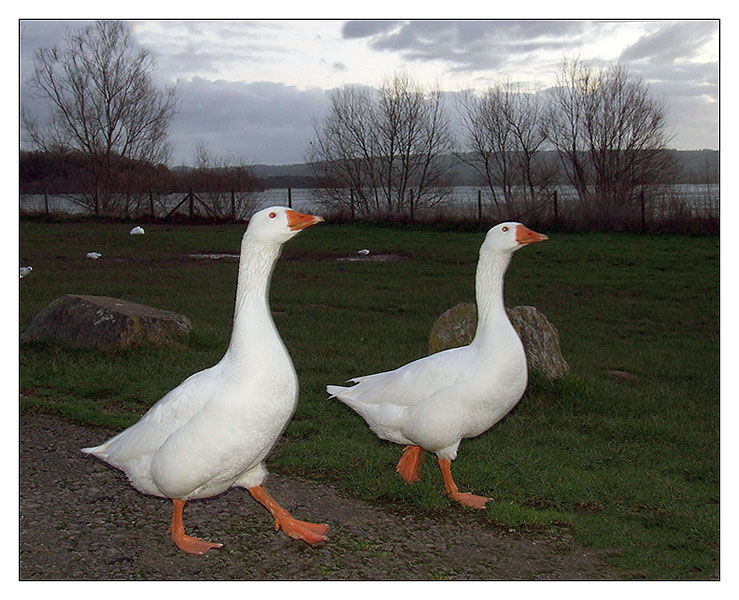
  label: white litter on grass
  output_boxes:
[189,253,240,260]
[337,254,404,262]
[20,266,33,278]
[86,252,102,259]
[357,248,370,256]
[130,226,145,235]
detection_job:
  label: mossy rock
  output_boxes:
[20,294,191,349]
[429,302,570,378]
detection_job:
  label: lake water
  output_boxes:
[20,184,719,219]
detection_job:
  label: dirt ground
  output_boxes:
[19,414,624,580]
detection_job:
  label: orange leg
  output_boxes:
[396,445,425,483]
[438,458,490,509]
[170,499,223,555]
[249,485,328,544]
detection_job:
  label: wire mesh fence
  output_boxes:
[20,183,718,233]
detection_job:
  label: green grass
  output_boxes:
[19,219,719,579]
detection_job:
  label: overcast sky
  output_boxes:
[19,19,719,166]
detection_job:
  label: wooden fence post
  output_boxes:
[44,189,49,216]
[287,187,292,208]
[149,188,155,219]
[553,190,559,223]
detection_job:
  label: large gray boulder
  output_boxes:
[428,302,478,355]
[20,294,191,349]
[428,302,570,378]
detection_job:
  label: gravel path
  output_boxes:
[20,414,622,580]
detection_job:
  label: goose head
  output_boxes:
[481,222,548,256]
[246,206,324,244]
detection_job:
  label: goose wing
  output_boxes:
[82,365,219,467]
[328,346,469,408]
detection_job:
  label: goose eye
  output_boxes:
[269,212,277,219]
[502,226,509,232]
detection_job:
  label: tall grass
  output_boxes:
[19,220,718,579]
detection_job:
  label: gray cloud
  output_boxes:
[132,20,286,83]
[617,29,718,148]
[170,78,329,165]
[343,20,589,72]
[342,20,402,39]
[619,20,718,65]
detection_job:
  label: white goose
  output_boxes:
[327,222,547,509]
[83,206,327,554]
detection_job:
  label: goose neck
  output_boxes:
[473,251,512,340]
[227,235,282,357]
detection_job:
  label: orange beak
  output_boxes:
[515,224,548,245]
[286,210,324,231]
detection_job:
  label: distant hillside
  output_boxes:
[673,149,719,182]
[249,163,316,189]
[176,150,718,189]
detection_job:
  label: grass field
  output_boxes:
[19,218,719,579]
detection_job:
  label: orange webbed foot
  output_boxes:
[274,515,329,544]
[396,445,424,483]
[249,485,328,545]
[170,499,223,555]
[437,458,490,510]
[172,531,224,555]
[448,491,490,510]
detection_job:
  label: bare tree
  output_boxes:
[505,87,557,216]
[308,85,380,215]
[457,81,556,221]
[23,20,178,216]
[309,72,455,219]
[182,141,262,220]
[543,59,676,227]
[378,74,455,218]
